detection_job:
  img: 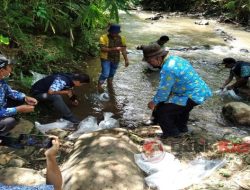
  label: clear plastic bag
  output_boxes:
[135,152,226,190]
[67,116,98,140]
[30,70,47,85]
[67,113,119,140]
[35,119,74,134]
[134,152,182,175]
[98,112,119,129]
[214,89,242,100]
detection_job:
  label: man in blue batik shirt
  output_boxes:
[31,73,90,124]
[0,57,37,135]
[142,44,212,138]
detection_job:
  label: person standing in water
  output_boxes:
[98,24,129,91]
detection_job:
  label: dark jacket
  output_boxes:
[231,61,250,78]
[31,73,74,95]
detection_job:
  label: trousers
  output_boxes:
[99,60,119,84]
[34,93,73,119]
[0,117,17,135]
[153,99,197,136]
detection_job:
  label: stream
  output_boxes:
[63,11,250,135]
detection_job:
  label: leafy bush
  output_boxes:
[0,0,138,75]
[223,0,250,24]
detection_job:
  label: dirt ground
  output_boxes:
[0,123,249,190]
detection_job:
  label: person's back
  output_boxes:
[31,74,73,95]
[161,55,211,105]
[232,61,250,78]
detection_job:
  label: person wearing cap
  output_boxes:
[220,57,250,92]
[0,57,38,135]
[98,24,129,91]
[137,35,169,71]
[142,44,212,138]
[30,73,90,124]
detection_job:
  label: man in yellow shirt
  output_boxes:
[98,24,129,91]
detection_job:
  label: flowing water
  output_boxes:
[71,11,250,133]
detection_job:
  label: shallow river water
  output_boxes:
[71,11,250,134]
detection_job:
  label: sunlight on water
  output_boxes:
[74,11,250,129]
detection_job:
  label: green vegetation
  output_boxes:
[140,0,249,25]
[0,0,137,83]
[0,35,9,45]
[222,0,250,24]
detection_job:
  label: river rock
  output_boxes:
[194,20,209,25]
[190,108,217,122]
[145,13,163,20]
[14,146,36,157]
[46,128,69,139]
[61,128,144,190]
[242,136,250,143]
[0,154,12,165]
[0,167,45,185]
[222,102,250,126]
[240,48,249,53]
[9,118,34,138]
[8,158,26,167]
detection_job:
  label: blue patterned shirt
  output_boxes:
[0,80,25,117]
[49,77,67,92]
[0,184,53,190]
[153,55,212,106]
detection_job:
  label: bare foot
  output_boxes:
[45,136,60,158]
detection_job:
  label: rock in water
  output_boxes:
[222,102,250,126]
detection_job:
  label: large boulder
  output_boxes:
[9,118,34,138]
[61,128,145,190]
[222,102,250,126]
[0,167,45,185]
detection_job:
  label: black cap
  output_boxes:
[222,57,236,64]
[0,57,11,69]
